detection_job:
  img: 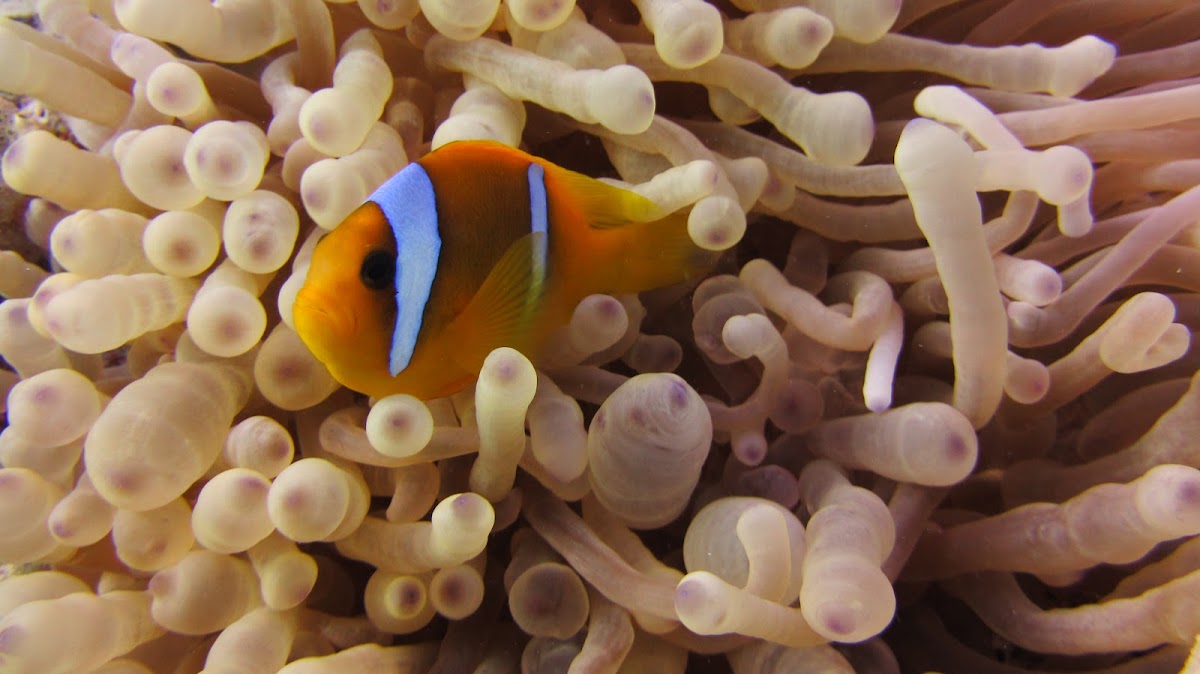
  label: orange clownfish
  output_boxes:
[293,140,712,400]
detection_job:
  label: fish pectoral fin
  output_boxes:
[445,231,548,369]
[544,164,663,228]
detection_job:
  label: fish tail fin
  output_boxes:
[605,208,718,294]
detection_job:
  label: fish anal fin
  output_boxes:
[445,231,548,369]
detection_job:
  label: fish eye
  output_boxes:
[359,249,396,291]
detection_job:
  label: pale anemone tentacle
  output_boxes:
[0,2,1196,673]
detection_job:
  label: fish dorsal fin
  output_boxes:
[544,161,718,293]
[542,163,662,229]
[445,231,549,368]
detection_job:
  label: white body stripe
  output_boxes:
[527,163,549,309]
[369,163,442,376]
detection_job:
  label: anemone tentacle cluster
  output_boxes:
[1,0,1199,672]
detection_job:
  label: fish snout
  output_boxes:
[293,286,353,348]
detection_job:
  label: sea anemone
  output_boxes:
[1,0,1199,672]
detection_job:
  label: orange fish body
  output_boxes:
[294,141,709,400]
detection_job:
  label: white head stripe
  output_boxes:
[368,163,441,377]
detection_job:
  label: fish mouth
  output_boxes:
[292,288,354,346]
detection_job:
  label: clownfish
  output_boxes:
[293,140,712,400]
